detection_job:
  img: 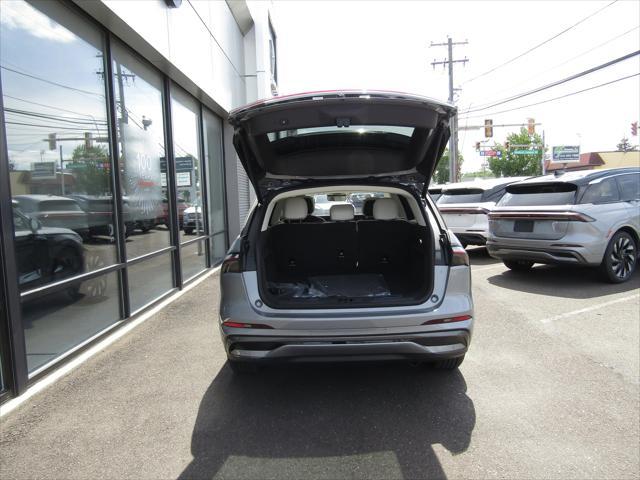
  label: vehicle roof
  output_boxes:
[229,89,455,119]
[511,167,639,186]
[441,177,529,192]
[13,194,78,203]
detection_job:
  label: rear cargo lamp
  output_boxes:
[222,321,273,329]
[221,253,241,273]
[423,315,472,325]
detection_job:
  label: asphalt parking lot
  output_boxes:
[1,248,638,480]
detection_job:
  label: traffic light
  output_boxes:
[475,141,481,151]
[632,121,638,137]
[48,133,57,150]
[527,118,535,135]
[484,119,493,138]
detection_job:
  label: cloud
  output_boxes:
[1,1,76,44]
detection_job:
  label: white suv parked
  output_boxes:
[487,168,640,283]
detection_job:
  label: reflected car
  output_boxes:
[157,198,187,229]
[13,194,90,240]
[12,202,85,295]
[122,195,159,233]
[487,168,640,283]
[219,90,473,373]
[183,205,203,235]
[66,194,117,239]
[436,177,528,247]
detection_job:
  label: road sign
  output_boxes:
[479,150,502,157]
[512,149,540,155]
[552,145,580,162]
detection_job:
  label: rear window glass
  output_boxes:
[499,183,577,206]
[267,125,414,141]
[580,178,620,204]
[41,200,82,211]
[437,189,484,204]
[617,174,640,201]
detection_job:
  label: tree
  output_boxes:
[69,144,111,195]
[432,149,464,184]
[488,128,544,177]
[616,137,637,152]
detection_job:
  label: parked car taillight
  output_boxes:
[222,321,273,329]
[221,253,241,273]
[489,211,595,222]
[451,245,470,266]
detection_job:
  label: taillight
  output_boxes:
[451,246,469,266]
[222,321,273,329]
[422,314,472,325]
[221,253,241,273]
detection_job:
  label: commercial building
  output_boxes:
[544,151,640,172]
[0,0,277,402]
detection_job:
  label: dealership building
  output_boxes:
[0,0,276,402]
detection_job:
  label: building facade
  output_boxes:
[0,0,276,402]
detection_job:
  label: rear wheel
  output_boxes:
[600,231,637,283]
[183,227,194,235]
[433,355,465,370]
[503,259,534,272]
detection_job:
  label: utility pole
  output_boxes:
[431,37,468,182]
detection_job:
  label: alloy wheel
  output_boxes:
[610,235,636,280]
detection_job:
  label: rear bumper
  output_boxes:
[486,241,593,265]
[222,329,470,363]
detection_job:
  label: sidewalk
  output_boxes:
[0,272,225,480]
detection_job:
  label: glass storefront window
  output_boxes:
[203,108,226,236]
[128,253,174,313]
[210,232,227,265]
[21,271,120,373]
[112,42,170,259]
[181,240,207,282]
[171,87,204,246]
[1,0,118,289]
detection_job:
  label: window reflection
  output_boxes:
[204,108,226,236]
[112,42,170,259]
[171,88,204,244]
[1,0,116,287]
[181,240,207,282]
[128,253,174,313]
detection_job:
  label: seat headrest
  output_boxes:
[303,197,314,214]
[373,198,398,220]
[283,197,308,220]
[362,198,375,217]
[330,204,354,221]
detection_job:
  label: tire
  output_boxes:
[183,227,194,235]
[600,231,637,283]
[53,248,83,281]
[227,360,258,374]
[434,355,465,370]
[503,259,534,272]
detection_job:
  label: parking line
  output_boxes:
[539,294,640,324]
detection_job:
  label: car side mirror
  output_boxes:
[29,217,40,233]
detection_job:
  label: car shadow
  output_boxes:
[178,363,475,480]
[487,264,640,299]
[466,246,500,266]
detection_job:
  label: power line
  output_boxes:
[470,24,639,106]
[459,72,640,120]
[3,94,103,119]
[463,50,639,114]
[0,65,105,98]
[461,0,619,85]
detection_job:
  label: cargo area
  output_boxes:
[257,204,433,308]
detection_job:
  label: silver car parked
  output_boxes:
[487,168,640,283]
[219,90,474,372]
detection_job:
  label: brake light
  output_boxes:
[451,246,469,266]
[422,315,472,325]
[222,321,273,329]
[489,211,595,222]
[221,253,241,273]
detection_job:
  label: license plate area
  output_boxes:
[514,220,534,233]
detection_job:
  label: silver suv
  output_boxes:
[487,168,640,283]
[436,177,528,247]
[219,91,474,372]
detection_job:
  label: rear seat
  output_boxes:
[357,198,414,273]
[269,199,357,275]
